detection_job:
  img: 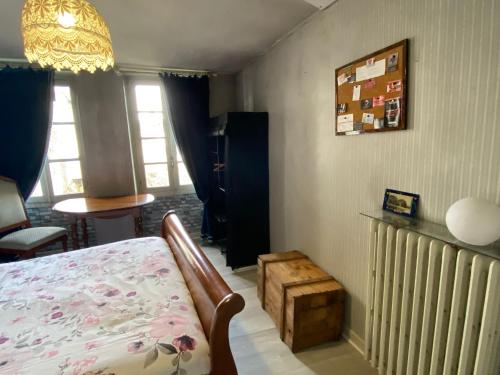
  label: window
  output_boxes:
[48,86,84,196]
[47,86,83,196]
[29,84,84,201]
[130,81,192,193]
[30,181,44,198]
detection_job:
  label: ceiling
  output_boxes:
[0,0,319,72]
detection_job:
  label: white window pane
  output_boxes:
[52,86,74,123]
[49,161,84,196]
[145,164,169,188]
[135,85,162,111]
[142,139,167,163]
[48,125,79,160]
[30,181,44,198]
[54,86,71,102]
[138,112,164,138]
[176,146,184,162]
[178,162,192,186]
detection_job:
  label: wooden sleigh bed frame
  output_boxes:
[161,211,245,375]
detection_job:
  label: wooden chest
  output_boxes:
[257,251,345,352]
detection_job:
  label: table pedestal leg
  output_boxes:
[81,218,89,248]
[134,216,143,237]
[71,221,80,250]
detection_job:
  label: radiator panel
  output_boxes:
[406,236,430,375]
[429,245,456,375]
[395,232,419,375]
[366,219,499,375]
[474,261,500,375]
[443,250,474,375]
[386,230,408,375]
[364,219,378,361]
[458,256,489,375]
[417,240,443,375]
[379,225,396,374]
[371,222,388,367]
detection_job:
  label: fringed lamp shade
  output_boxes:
[21,0,114,73]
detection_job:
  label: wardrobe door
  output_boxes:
[225,113,269,268]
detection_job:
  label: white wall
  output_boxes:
[236,0,500,347]
[209,74,237,117]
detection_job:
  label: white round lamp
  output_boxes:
[446,198,500,246]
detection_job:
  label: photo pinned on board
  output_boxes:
[374,117,385,129]
[386,52,398,72]
[337,72,348,86]
[362,112,374,124]
[386,79,402,93]
[360,98,373,110]
[353,122,363,131]
[373,95,385,107]
[337,103,348,114]
[363,79,376,89]
[352,84,361,101]
[384,97,401,127]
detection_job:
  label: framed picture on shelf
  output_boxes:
[382,188,419,217]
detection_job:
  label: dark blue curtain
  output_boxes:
[0,68,54,199]
[161,74,212,237]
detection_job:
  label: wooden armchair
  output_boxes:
[0,176,68,259]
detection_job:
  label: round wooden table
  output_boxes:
[53,194,155,249]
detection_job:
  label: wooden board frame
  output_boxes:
[335,39,408,136]
[161,211,245,375]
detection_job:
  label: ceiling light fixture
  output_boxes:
[21,0,114,73]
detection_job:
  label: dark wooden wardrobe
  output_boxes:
[208,112,269,269]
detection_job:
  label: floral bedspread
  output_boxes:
[0,237,210,375]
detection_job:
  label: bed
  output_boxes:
[0,211,244,375]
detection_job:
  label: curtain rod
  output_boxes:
[0,57,36,67]
[0,58,30,63]
[0,58,214,77]
[116,64,213,77]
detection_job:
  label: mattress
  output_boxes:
[0,237,210,375]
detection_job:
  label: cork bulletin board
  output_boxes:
[335,39,408,136]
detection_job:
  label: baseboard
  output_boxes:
[342,328,365,356]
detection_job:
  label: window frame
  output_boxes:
[28,77,87,204]
[125,75,194,197]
